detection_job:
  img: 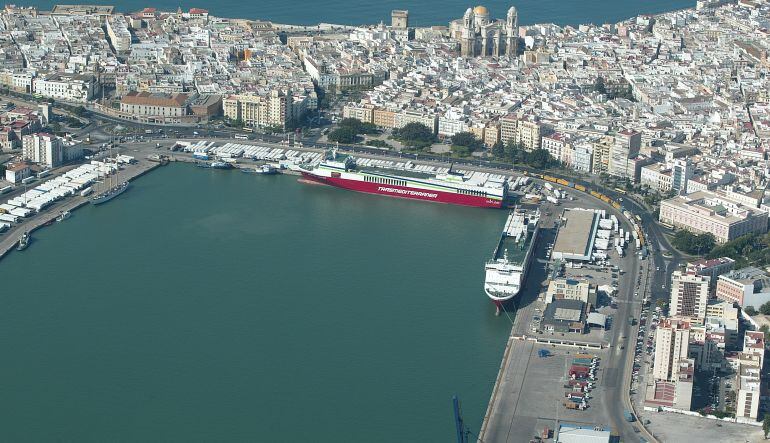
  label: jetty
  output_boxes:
[0,160,160,261]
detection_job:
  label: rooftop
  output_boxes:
[553,209,598,260]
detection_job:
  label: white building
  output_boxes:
[735,331,764,421]
[394,110,437,133]
[22,133,63,168]
[669,271,710,324]
[106,15,132,51]
[653,319,692,381]
[438,114,468,137]
[33,73,96,103]
[572,143,594,173]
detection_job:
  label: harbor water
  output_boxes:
[16,0,693,27]
[0,164,512,441]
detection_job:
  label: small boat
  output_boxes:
[56,210,71,222]
[210,161,233,169]
[16,231,29,251]
[242,164,279,175]
[257,164,279,175]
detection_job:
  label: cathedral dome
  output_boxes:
[473,5,489,16]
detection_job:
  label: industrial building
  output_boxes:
[542,299,586,334]
[555,423,611,443]
[552,209,600,262]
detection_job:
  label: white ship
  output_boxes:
[484,207,540,314]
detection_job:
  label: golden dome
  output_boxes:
[473,5,489,16]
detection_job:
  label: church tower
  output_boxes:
[505,6,519,57]
[461,8,476,57]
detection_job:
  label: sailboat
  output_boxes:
[92,138,130,205]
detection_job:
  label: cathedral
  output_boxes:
[449,5,519,57]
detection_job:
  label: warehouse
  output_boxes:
[552,209,600,262]
[556,423,611,443]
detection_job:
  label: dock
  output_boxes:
[0,160,160,261]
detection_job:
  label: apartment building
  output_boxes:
[33,73,96,103]
[735,331,764,421]
[669,271,710,324]
[653,319,693,381]
[715,267,770,308]
[223,90,292,129]
[686,257,735,289]
[106,14,131,51]
[608,129,641,178]
[22,132,63,168]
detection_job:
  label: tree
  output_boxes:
[337,117,378,136]
[594,76,607,95]
[504,140,520,163]
[524,149,555,169]
[761,302,770,316]
[745,306,758,316]
[450,132,483,157]
[73,105,87,117]
[672,230,715,255]
[393,122,435,149]
[327,126,358,144]
[760,325,770,345]
[491,140,504,159]
[338,118,363,133]
[763,414,770,439]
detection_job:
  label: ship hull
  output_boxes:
[92,183,129,205]
[301,171,502,208]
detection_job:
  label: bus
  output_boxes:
[614,187,627,195]
[234,134,249,140]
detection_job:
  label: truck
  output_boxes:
[623,410,635,422]
[628,316,635,326]
[564,400,586,410]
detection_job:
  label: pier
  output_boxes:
[0,160,160,261]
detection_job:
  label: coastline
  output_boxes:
[18,1,698,31]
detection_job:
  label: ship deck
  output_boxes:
[356,165,448,181]
[493,230,534,264]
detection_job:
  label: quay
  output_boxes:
[0,160,160,261]
[476,178,654,443]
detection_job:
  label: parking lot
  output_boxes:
[503,347,611,441]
